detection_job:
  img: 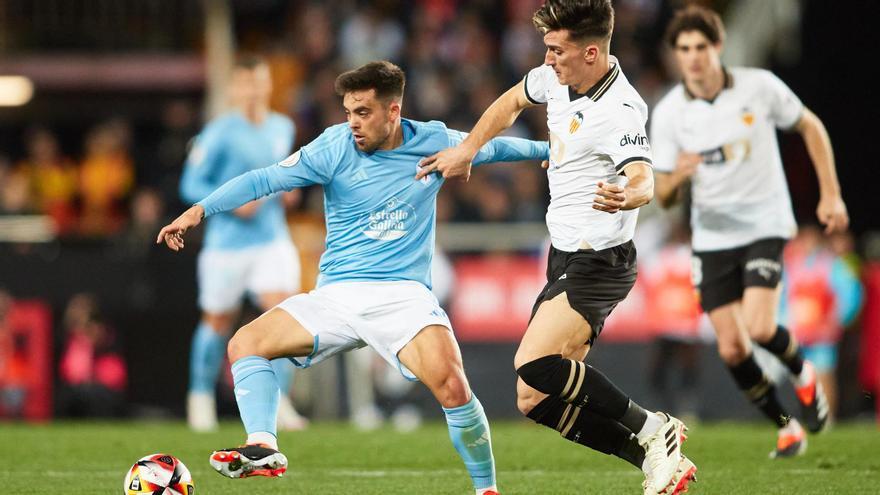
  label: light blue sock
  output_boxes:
[443,395,496,490]
[231,356,280,436]
[188,322,227,393]
[271,358,296,395]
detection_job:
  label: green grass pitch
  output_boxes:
[2,420,878,494]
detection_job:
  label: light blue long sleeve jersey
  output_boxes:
[180,111,294,250]
[198,118,548,289]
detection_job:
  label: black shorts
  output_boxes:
[530,241,637,345]
[693,237,786,313]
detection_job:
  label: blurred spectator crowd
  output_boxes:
[257,0,671,224]
[0,0,676,238]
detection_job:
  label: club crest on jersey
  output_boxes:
[279,150,301,167]
[741,107,755,126]
[569,111,584,134]
[415,160,435,185]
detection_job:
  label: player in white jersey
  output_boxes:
[419,2,694,493]
[651,6,849,458]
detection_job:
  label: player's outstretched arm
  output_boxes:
[417,81,534,181]
[593,162,654,214]
[156,159,321,251]
[458,135,549,167]
[795,108,849,233]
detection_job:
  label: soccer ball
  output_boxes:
[123,453,194,495]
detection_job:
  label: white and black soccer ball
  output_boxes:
[123,453,194,495]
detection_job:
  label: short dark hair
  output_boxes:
[532,0,614,44]
[665,5,725,47]
[233,54,268,71]
[334,61,405,102]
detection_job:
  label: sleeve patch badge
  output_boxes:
[279,150,301,167]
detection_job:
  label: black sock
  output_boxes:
[728,354,790,427]
[527,396,645,469]
[517,355,650,433]
[758,325,804,375]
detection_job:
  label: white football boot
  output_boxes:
[643,454,698,495]
[639,413,688,494]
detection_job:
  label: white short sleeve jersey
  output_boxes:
[650,68,803,251]
[524,58,653,252]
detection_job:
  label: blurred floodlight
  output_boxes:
[0,76,35,106]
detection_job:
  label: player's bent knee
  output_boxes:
[747,320,776,343]
[227,324,267,363]
[513,348,536,371]
[516,388,543,416]
[717,339,750,365]
[516,354,564,394]
[226,331,250,363]
[433,374,471,408]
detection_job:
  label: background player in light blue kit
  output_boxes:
[179,56,306,432]
[159,61,548,495]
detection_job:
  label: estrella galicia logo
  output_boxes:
[361,197,417,241]
[619,133,649,147]
[569,111,584,134]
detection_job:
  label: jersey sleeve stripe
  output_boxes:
[615,156,653,172]
[523,75,541,105]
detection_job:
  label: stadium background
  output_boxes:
[0,0,878,427]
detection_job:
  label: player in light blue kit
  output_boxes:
[180,56,306,432]
[158,61,548,495]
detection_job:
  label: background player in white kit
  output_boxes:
[420,2,695,493]
[179,56,306,432]
[651,6,849,458]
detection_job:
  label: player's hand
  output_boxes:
[593,181,626,214]
[156,205,204,251]
[817,194,849,234]
[233,200,261,219]
[674,152,701,179]
[416,145,476,181]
